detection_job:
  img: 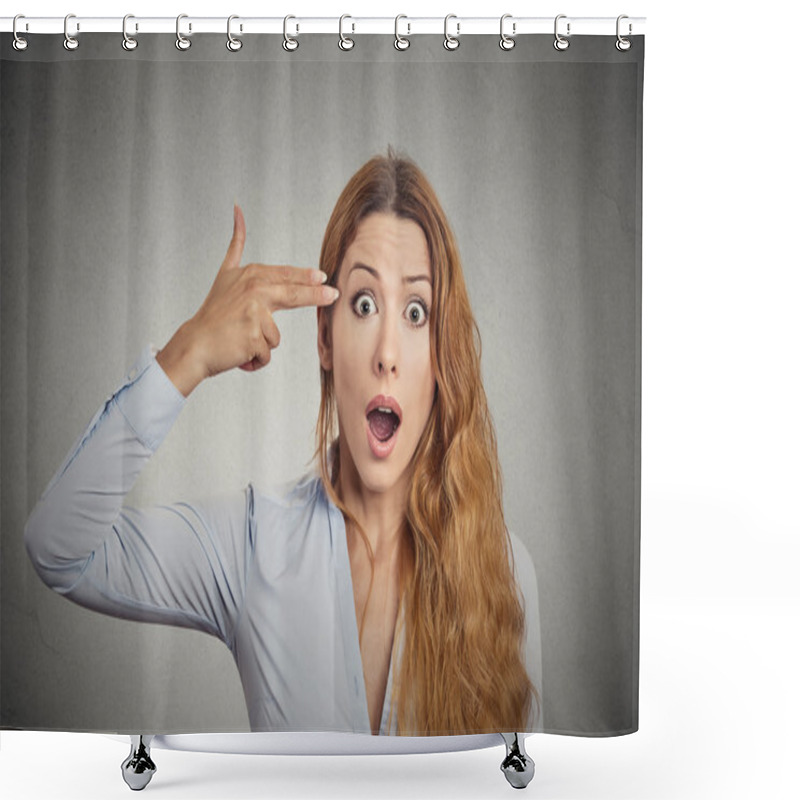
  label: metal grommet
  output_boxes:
[499,14,515,51]
[283,15,299,52]
[339,14,354,51]
[553,14,570,51]
[12,14,28,51]
[176,14,191,50]
[394,15,410,50]
[227,15,243,51]
[616,15,632,51]
[63,13,79,51]
[443,14,460,51]
[122,14,138,51]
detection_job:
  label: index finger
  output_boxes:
[251,264,329,287]
[270,282,340,311]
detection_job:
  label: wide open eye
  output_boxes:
[352,291,377,318]
[406,299,429,327]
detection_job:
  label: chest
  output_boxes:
[237,487,412,733]
[348,551,402,733]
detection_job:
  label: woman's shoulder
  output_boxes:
[241,472,330,560]
[247,468,326,513]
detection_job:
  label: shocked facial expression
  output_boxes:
[318,212,437,496]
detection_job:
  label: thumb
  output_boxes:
[219,204,246,271]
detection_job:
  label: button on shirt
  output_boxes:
[24,346,542,734]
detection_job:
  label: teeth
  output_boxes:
[377,407,393,414]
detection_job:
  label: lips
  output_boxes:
[366,395,403,458]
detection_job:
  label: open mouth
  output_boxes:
[367,407,400,443]
[365,396,403,458]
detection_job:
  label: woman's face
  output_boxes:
[318,212,436,496]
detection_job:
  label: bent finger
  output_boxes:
[238,347,271,372]
[261,314,281,351]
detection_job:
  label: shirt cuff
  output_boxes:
[114,344,186,452]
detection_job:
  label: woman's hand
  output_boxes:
[156,205,339,397]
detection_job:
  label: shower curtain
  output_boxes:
[1,29,643,737]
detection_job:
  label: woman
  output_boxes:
[25,152,541,736]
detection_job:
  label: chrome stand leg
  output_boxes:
[121,735,156,791]
[500,732,535,789]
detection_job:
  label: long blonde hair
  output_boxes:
[316,150,537,734]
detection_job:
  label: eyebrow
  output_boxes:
[350,262,431,285]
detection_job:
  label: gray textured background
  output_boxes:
[1,34,642,735]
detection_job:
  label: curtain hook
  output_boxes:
[122,14,138,51]
[338,14,355,51]
[616,15,632,51]
[63,13,79,51]
[499,14,516,51]
[554,14,570,51]
[394,15,410,51]
[443,14,460,51]
[175,14,191,50]
[12,14,29,51]
[227,15,243,51]
[283,15,299,51]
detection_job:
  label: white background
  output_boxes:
[2,1,798,799]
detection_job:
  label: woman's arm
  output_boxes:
[23,346,251,646]
[24,206,338,646]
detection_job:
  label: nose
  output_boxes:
[374,316,399,378]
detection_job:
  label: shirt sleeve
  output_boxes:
[24,346,251,649]
[508,531,544,732]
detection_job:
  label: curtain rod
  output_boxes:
[1,16,646,37]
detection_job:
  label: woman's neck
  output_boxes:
[335,439,410,561]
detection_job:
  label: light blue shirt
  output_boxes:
[24,346,542,734]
